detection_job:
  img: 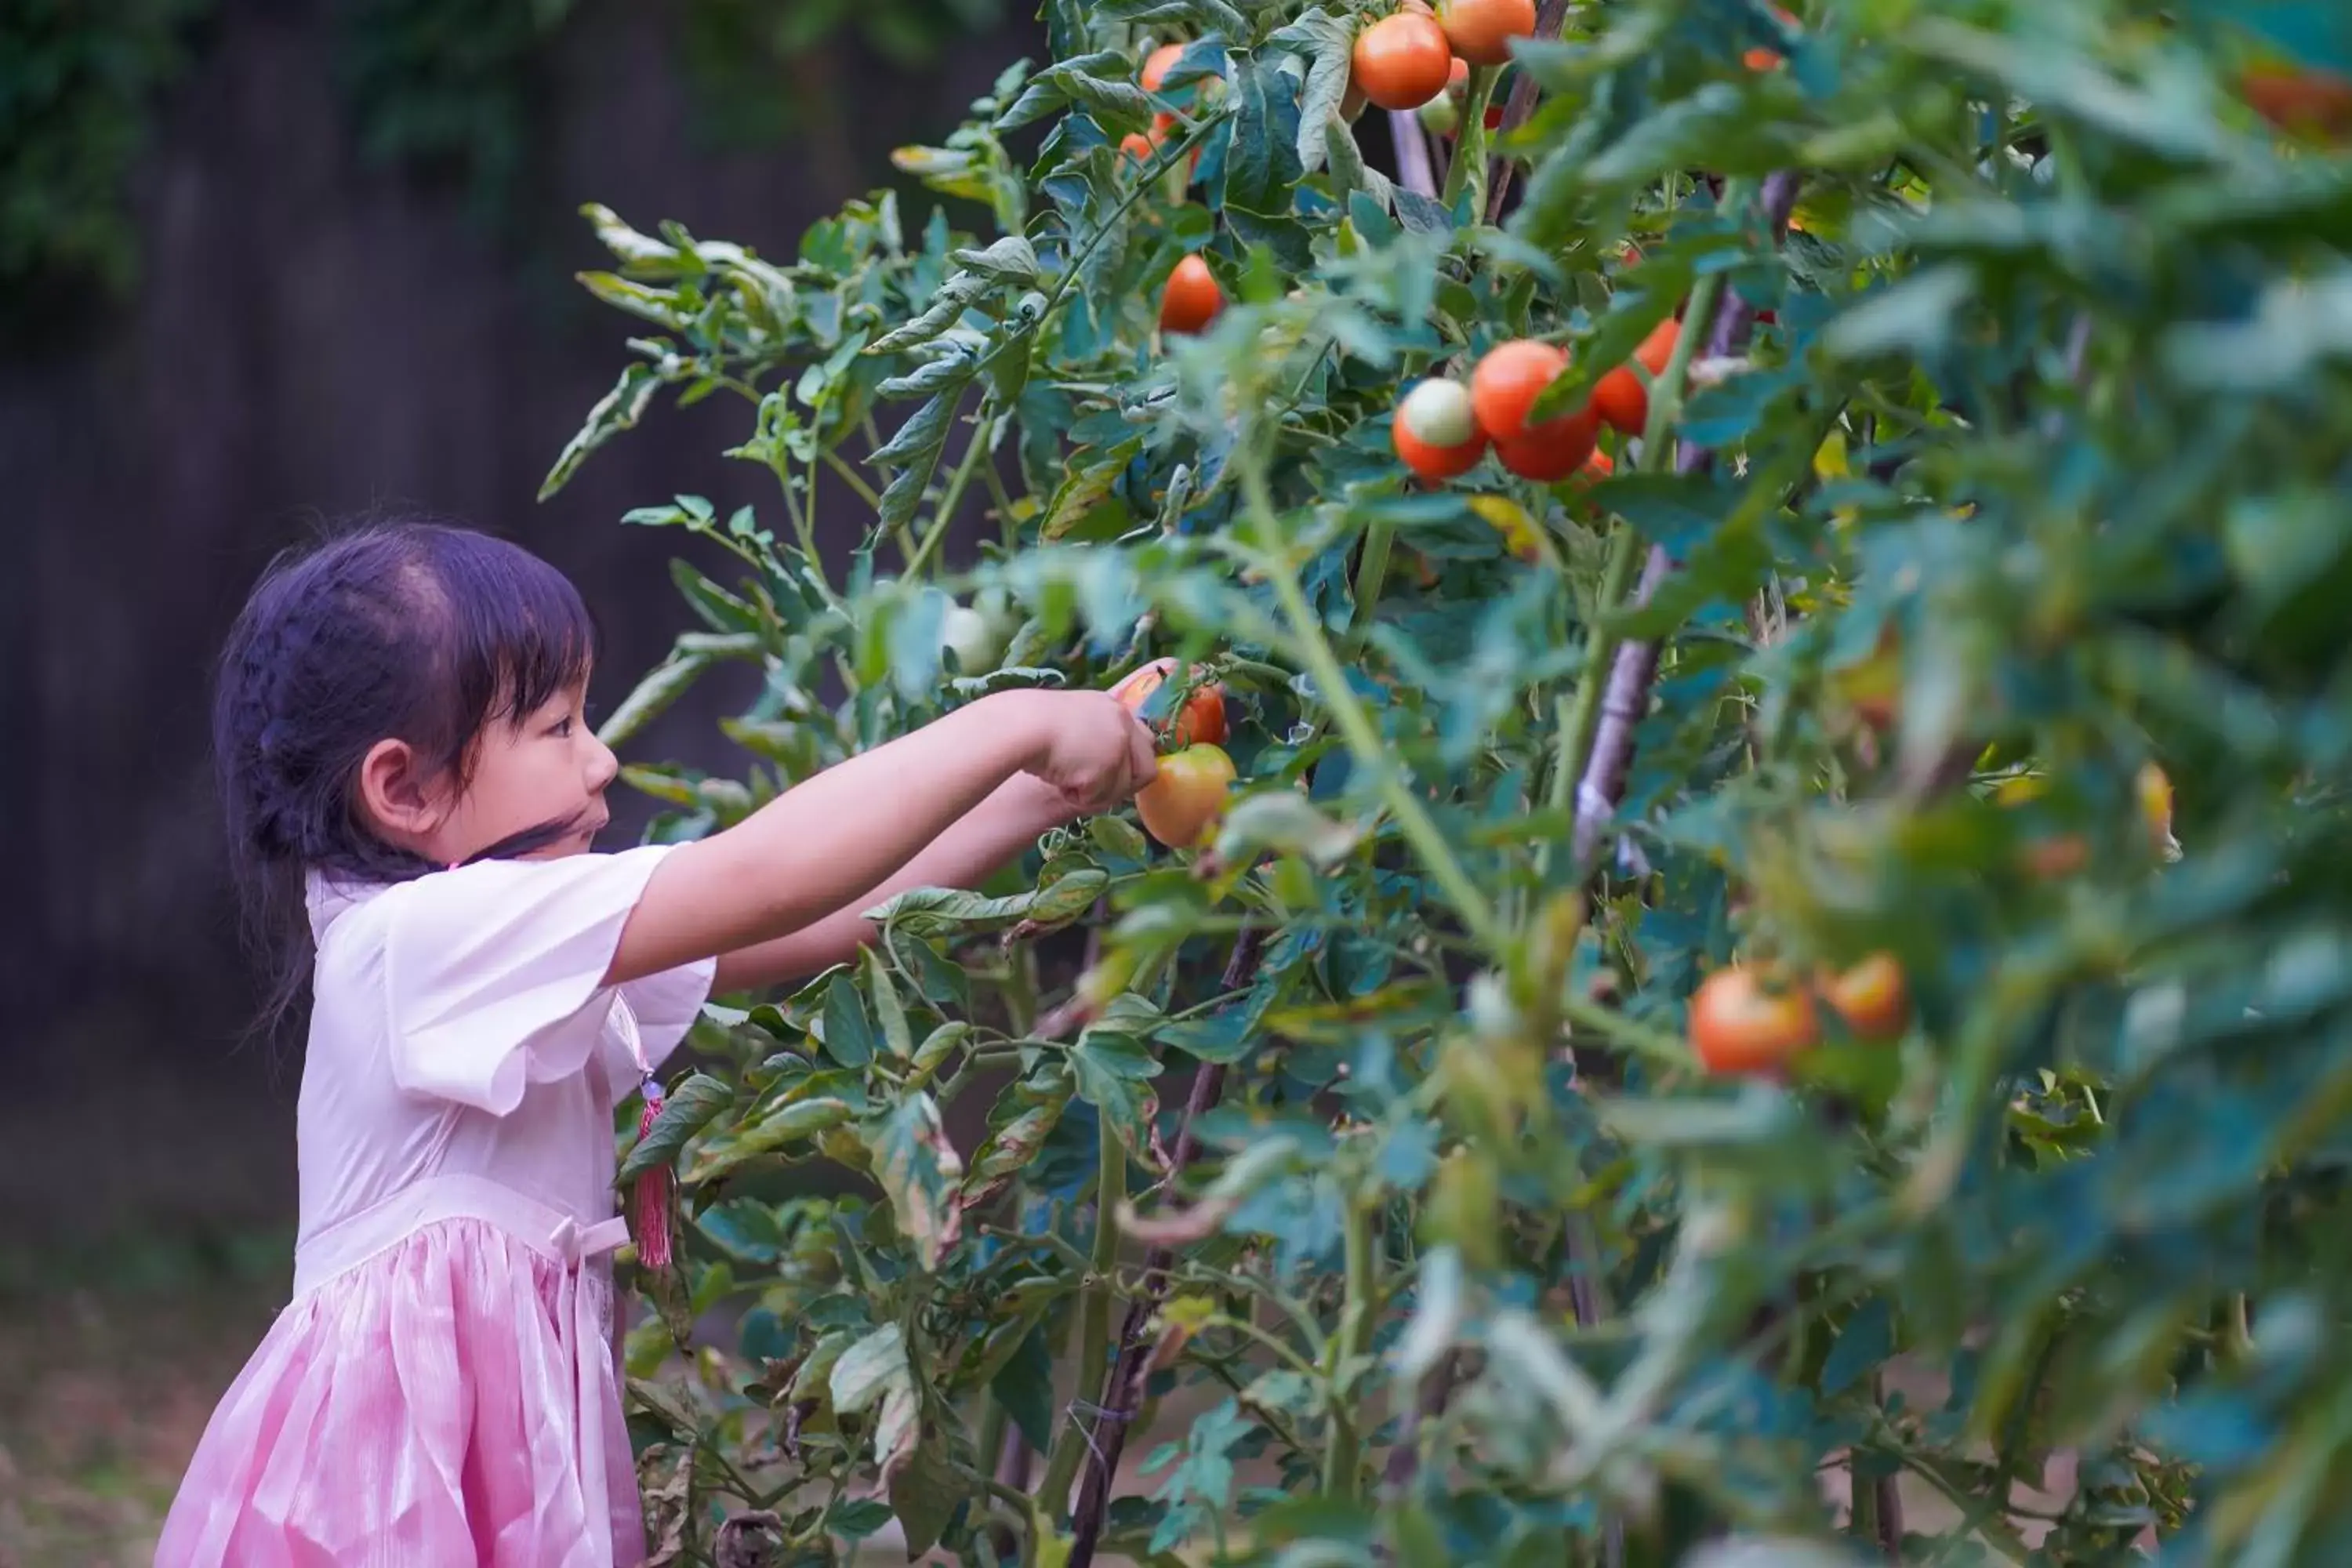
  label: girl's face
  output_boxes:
[357,678,619,866]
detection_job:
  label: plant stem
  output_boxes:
[1539,260,1726,885]
[1388,110,1439,198]
[1486,0,1574,220]
[1065,930,1267,1568]
[1242,460,1508,950]
[1568,170,1802,874]
[1323,1197,1378,1499]
[1440,67,1498,213]
[823,448,884,512]
[1040,1102,1127,1516]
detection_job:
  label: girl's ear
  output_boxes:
[355,737,452,848]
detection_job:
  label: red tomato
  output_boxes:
[1817,953,1908,1043]
[1118,131,1158,166]
[1439,0,1536,67]
[1393,378,1486,480]
[1137,744,1238,848]
[1494,422,1596,481]
[1351,13,1454,111]
[1592,318,1680,437]
[1113,659,1229,748]
[1470,339,1601,479]
[2242,64,2352,140]
[1690,967,1820,1075]
[1160,255,1222,335]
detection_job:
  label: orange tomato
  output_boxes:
[1141,41,1185,91]
[1113,658,1229,748]
[1439,0,1535,67]
[1592,318,1680,437]
[1160,255,1222,335]
[1137,743,1238,848]
[1817,953,1908,1043]
[1351,12,1454,111]
[1393,377,1487,480]
[1471,339,1600,481]
[1690,966,1820,1075]
[2241,64,2352,140]
[1118,131,1159,165]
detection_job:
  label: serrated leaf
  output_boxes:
[1044,441,1142,541]
[1269,9,1354,173]
[859,945,914,1061]
[540,362,659,499]
[823,974,879,1068]
[951,235,1041,281]
[617,1073,735,1183]
[597,656,708,748]
[831,1323,909,1414]
[866,1093,965,1272]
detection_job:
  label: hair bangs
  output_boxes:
[426,528,602,736]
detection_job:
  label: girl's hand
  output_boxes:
[1019,690,1160,812]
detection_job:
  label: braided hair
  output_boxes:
[213,518,602,1037]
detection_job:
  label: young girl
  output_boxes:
[157,521,1157,1566]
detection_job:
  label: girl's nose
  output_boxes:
[586,733,619,792]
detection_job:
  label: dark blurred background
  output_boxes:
[0,2,1025,1550]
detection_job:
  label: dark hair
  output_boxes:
[213,517,602,1036]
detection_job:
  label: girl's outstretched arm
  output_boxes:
[605,688,1153,987]
[707,772,1075,994]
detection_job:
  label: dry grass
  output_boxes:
[0,1277,282,1567]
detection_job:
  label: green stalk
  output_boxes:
[1439,66,1499,213]
[1351,519,1396,637]
[1241,459,1507,950]
[1322,1197,1377,1498]
[1039,1109,1126,1515]
[1534,259,1731,885]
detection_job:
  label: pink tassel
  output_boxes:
[631,1079,673,1272]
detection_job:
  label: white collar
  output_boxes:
[303,870,392,941]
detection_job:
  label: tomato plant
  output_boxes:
[549,0,2352,1562]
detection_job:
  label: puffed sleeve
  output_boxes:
[379,847,717,1115]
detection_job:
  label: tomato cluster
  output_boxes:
[1112,659,1236,848]
[1350,0,1536,113]
[1688,953,1911,1076]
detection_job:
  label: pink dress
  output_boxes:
[156,848,717,1567]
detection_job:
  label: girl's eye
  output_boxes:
[550,716,575,739]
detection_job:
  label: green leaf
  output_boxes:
[1823,263,1978,361]
[1267,9,1354,174]
[616,1073,734,1183]
[951,235,1041,281]
[540,362,659,499]
[866,1093,965,1272]
[858,946,914,1061]
[1223,56,1305,218]
[596,656,708,748]
[990,1320,1058,1453]
[822,974,879,1069]
[887,1411,966,1555]
[826,1499,896,1542]
[1822,1297,1894,1398]
[681,1098,853,1183]
[830,1323,909,1414]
